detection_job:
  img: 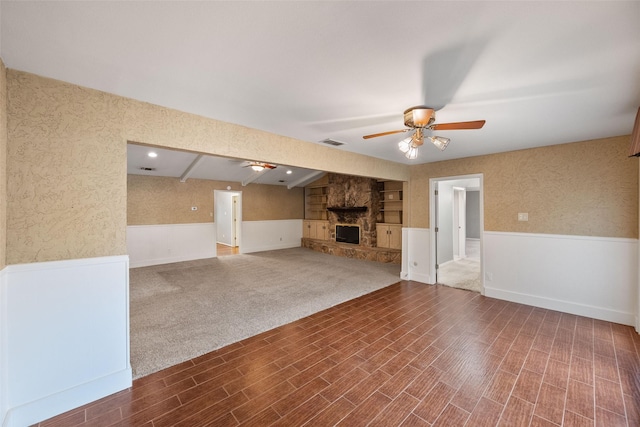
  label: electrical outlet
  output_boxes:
[517,212,528,221]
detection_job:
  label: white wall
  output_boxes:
[241,220,303,254]
[436,182,454,265]
[127,220,303,267]
[466,191,481,239]
[1,256,131,427]
[127,223,216,268]
[215,191,235,246]
[403,228,639,327]
[402,227,432,284]
[484,232,638,326]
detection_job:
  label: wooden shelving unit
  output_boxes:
[376,180,403,250]
[305,185,328,220]
[378,180,403,225]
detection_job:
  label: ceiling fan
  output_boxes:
[244,161,277,172]
[363,106,485,160]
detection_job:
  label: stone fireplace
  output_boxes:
[301,173,401,264]
[326,173,380,247]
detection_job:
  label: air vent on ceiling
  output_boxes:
[139,167,156,171]
[319,138,346,146]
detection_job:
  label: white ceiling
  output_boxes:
[2,1,639,175]
[127,143,324,187]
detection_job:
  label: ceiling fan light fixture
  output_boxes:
[411,128,424,146]
[250,164,264,172]
[405,146,419,160]
[429,136,450,151]
[398,137,412,153]
[403,106,435,128]
[413,109,431,127]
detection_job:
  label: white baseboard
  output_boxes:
[242,241,302,254]
[402,228,433,284]
[484,232,638,327]
[130,254,215,268]
[401,229,638,327]
[4,367,131,427]
[1,256,131,426]
[409,271,433,285]
[485,286,635,326]
[127,223,216,268]
[241,220,303,254]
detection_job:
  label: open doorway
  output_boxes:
[214,190,242,256]
[430,174,483,293]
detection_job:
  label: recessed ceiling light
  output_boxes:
[286,170,292,175]
[148,152,158,158]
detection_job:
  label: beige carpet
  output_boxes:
[130,247,401,378]
[437,257,482,293]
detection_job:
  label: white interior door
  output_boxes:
[232,195,239,247]
[453,187,466,260]
[214,190,242,251]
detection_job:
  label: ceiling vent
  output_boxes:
[139,167,156,171]
[319,138,346,146]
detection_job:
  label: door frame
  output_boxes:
[213,190,243,253]
[453,187,466,260]
[429,173,484,293]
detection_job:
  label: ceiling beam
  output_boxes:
[180,154,205,182]
[242,168,270,186]
[287,171,325,189]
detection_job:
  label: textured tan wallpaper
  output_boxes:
[0,60,6,270]
[7,68,638,264]
[127,175,303,225]
[409,136,638,238]
[7,70,128,264]
[122,101,409,183]
[7,70,405,264]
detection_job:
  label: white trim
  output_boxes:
[483,231,638,326]
[3,369,131,427]
[484,230,637,244]
[127,222,216,268]
[485,286,635,326]
[241,219,303,254]
[1,256,131,426]
[0,266,7,426]
[402,227,433,284]
[429,174,484,292]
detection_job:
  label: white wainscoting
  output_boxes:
[127,223,216,268]
[402,227,433,284]
[1,266,6,426]
[241,220,303,254]
[484,231,638,326]
[1,256,131,427]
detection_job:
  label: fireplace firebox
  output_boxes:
[335,225,360,245]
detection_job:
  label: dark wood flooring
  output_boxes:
[37,281,640,426]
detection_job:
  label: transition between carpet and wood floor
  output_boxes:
[39,280,640,426]
[129,247,402,378]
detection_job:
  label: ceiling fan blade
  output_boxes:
[430,120,485,130]
[362,129,410,139]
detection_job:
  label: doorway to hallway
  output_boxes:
[214,190,242,256]
[430,174,483,293]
